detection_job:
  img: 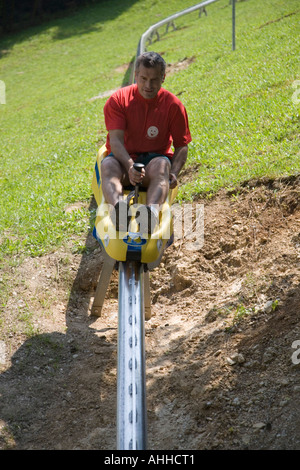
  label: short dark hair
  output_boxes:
[135,51,166,78]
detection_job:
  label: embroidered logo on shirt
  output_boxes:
[147,126,159,139]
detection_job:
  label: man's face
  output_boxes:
[135,64,165,100]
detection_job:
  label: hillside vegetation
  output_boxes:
[0,0,299,259]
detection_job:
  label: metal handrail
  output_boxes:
[129,0,238,83]
[129,0,219,83]
[139,0,219,55]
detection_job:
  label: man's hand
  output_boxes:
[169,146,188,189]
[169,172,178,189]
[128,165,145,186]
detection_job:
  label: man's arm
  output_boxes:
[169,145,188,189]
[109,129,133,172]
[109,129,145,185]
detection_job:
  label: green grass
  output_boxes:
[0,0,299,260]
[162,0,300,200]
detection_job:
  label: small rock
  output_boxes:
[279,398,289,407]
[253,422,266,430]
[279,378,289,386]
[242,434,251,445]
[214,349,222,357]
[264,300,274,314]
[191,387,201,397]
[233,352,245,364]
[262,347,277,364]
[227,352,245,365]
[226,357,235,366]
[171,267,193,292]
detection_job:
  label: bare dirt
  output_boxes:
[0,174,299,450]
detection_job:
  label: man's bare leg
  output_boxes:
[135,157,171,233]
[142,157,171,206]
[101,156,170,233]
[101,156,129,207]
[101,157,132,231]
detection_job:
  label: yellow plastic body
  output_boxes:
[92,145,177,267]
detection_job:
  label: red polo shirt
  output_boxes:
[104,84,191,159]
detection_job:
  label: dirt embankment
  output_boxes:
[0,174,299,450]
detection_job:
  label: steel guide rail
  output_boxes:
[117,261,147,450]
[114,0,238,451]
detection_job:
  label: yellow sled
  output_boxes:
[92,144,177,270]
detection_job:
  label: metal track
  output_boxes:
[117,261,147,450]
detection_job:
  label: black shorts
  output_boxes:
[107,151,171,167]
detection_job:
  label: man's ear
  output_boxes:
[162,73,166,83]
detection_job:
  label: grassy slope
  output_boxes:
[162,0,300,200]
[0,0,299,259]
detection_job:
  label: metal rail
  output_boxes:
[117,261,147,450]
[129,0,220,83]
[116,0,237,450]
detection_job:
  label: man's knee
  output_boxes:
[101,156,120,176]
[146,157,171,179]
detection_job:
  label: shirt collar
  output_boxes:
[134,84,162,106]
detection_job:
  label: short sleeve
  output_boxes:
[104,94,126,131]
[169,102,192,148]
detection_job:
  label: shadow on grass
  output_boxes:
[0,0,139,58]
